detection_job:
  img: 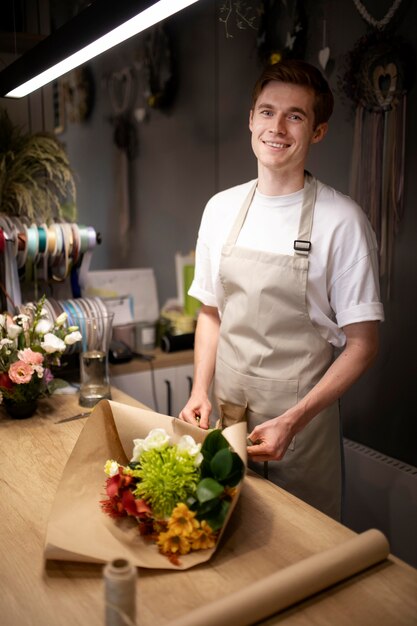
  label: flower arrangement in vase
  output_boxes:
[0,296,81,418]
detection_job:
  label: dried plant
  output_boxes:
[219,0,259,39]
[0,109,77,222]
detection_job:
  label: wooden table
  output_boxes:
[1,390,417,626]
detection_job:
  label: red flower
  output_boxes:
[0,372,13,389]
[105,469,134,498]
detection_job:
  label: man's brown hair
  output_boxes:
[251,59,334,128]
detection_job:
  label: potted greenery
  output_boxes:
[0,108,77,221]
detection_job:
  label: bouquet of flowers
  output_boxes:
[0,296,82,412]
[101,426,245,565]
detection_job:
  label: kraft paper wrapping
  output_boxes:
[44,400,247,570]
[168,528,390,626]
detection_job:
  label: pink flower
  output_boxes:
[8,361,35,384]
[17,348,44,366]
[43,368,54,385]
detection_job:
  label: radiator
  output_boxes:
[342,438,417,568]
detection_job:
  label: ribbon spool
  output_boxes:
[0,215,100,306]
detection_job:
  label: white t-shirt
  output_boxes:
[189,178,384,349]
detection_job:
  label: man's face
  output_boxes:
[249,81,327,176]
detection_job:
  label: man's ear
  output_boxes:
[311,122,328,144]
[249,109,254,132]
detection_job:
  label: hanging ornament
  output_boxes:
[352,0,404,30]
[339,29,415,298]
[318,19,330,70]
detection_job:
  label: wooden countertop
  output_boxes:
[1,391,417,626]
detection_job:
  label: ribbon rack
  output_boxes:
[0,215,101,313]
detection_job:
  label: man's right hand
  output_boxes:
[178,392,212,429]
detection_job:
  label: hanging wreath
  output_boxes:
[339,29,415,298]
[338,31,414,113]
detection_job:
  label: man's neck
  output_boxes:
[257,167,305,196]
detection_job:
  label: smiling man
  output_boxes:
[179,60,384,520]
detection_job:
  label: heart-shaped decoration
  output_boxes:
[318,46,330,70]
[372,63,397,107]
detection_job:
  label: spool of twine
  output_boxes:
[103,558,137,626]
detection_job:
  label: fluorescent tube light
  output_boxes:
[0,0,200,98]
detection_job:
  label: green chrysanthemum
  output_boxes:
[132,447,201,519]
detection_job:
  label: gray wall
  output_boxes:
[3,0,417,466]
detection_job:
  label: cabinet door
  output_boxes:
[111,363,195,417]
[172,364,194,417]
[111,370,155,409]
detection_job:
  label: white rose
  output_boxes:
[176,435,203,466]
[143,428,171,451]
[64,330,82,345]
[131,428,171,462]
[7,324,22,339]
[55,312,68,326]
[41,333,66,353]
[35,319,53,335]
[131,438,146,462]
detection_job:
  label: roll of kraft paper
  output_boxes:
[160,332,194,353]
[168,529,389,626]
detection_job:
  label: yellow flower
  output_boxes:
[167,503,199,536]
[269,52,282,65]
[157,530,191,555]
[190,521,217,551]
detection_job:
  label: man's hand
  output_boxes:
[178,392,212,430]
[247,321,380,461]
[247,414,295,461]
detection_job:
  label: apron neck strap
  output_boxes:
[294,172,317,257]
[226,181,257,246]
[225,173,317,255]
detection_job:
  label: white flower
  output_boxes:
[0,338,14,348]
[0,314,6,328]
[131,428,171,462]
[144,428,171,451]
[104,460,120,477]
[40,333,66,353]
[131,438,146,462]
[64,330,82,345]
[34,364,45,378]
[35,319,53,335]
[176,435,203,466]
[7,324,22,339]
[55,312,68,326]
[13,313,29,324]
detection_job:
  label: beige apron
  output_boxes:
[214,174,342,520]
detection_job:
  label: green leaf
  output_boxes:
[196,477,224,503]
[202,499,231,531]
[210,447,233,481]
[223,452,245,486]
[196,498,222,518]
[201,429,229,462]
